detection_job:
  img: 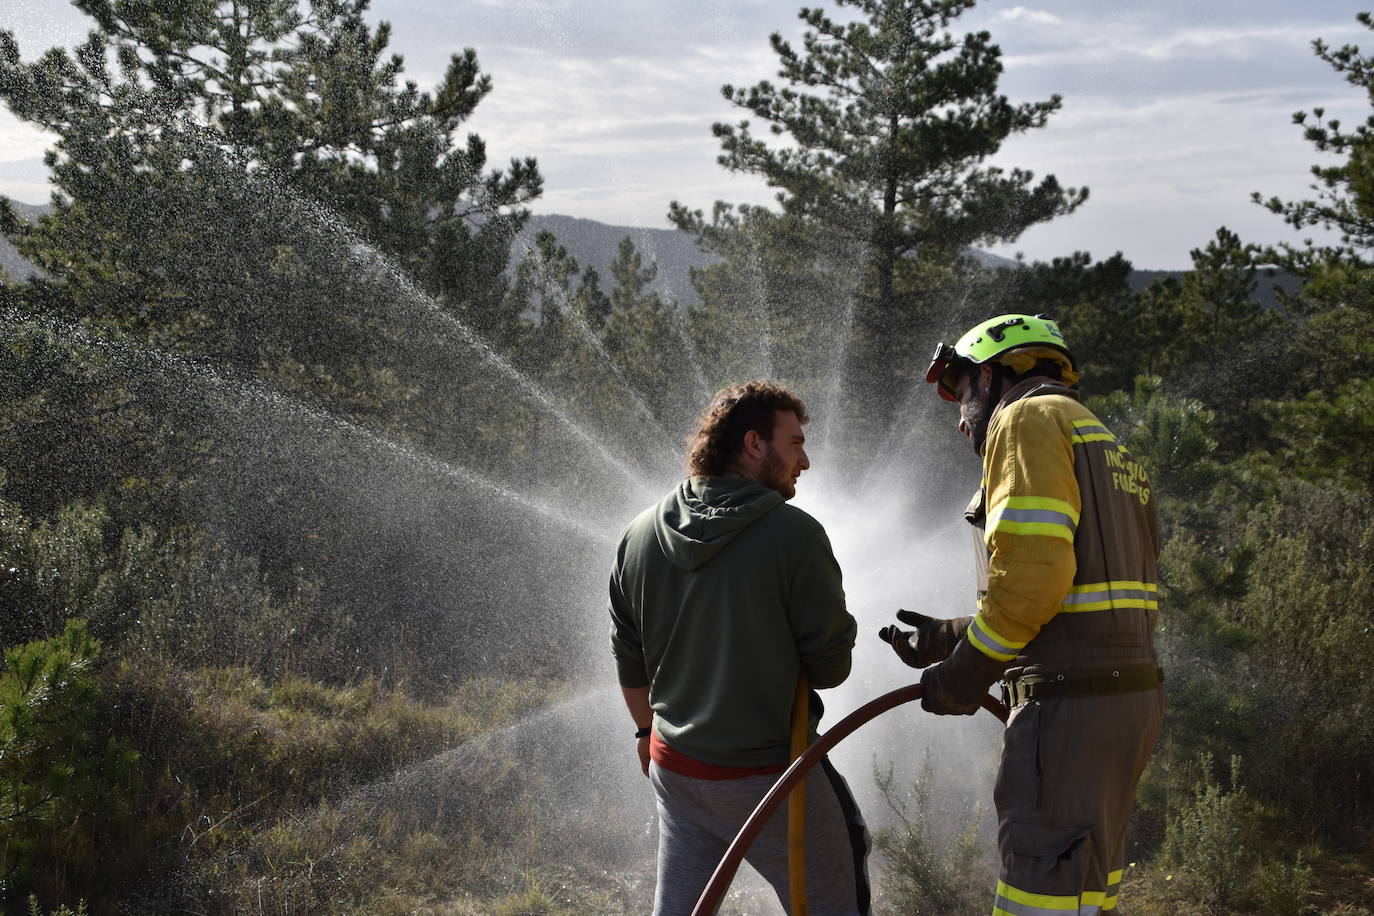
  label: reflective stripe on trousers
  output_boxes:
[993,868,1122,915]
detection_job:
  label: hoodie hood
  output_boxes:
[653,475,784,571]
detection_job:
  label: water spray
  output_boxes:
[120,110,668,498]
[743,222,776,379]
[0,308,611,542]
[814,235,869,462]
[512,232,682,467]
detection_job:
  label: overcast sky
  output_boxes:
[1,0,1370,269]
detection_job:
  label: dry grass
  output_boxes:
[100,660,579,914]
[1122,852,1374,916]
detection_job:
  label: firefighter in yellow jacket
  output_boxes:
[880,313,1164,915]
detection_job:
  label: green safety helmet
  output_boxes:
[924,313,1077,402]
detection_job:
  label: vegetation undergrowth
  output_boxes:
[871,750,993,914]
[0,620,569,913]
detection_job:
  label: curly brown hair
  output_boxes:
[685,381,809,477]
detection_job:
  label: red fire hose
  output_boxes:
[689,684,1009,916]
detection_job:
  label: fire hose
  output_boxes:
[690,683,1009,916]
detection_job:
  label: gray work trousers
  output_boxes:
[649,758,871,916]
[993,688,1165,915]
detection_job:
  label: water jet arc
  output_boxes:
[690,684,1009,916]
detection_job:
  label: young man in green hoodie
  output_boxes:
[609,381,871,916]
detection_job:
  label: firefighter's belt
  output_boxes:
[1001,664,1163,708]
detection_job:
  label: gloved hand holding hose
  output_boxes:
[919,638,1008,715]
[878,610,971,668]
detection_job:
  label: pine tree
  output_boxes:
[702,0,1085,313]
[0,621,145,908]
[0,0,541,340]
[1254,11,1374,269]
[0,0,544,489]
[604,236,706,430]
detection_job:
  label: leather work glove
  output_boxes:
[920,638,1008,716]
[878,611,971,669]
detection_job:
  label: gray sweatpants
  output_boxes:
[649,758,871,916]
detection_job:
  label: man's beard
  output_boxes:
[760,448,795,500]
[963,394,994,455]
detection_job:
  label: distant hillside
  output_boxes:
[1,200,1299,309]
[0,201,47,281]
[0,204,1074,304]
[518,214,1030,304]
[0,204,710,299]
[1128,267,1300,312]
[517,213,710,306]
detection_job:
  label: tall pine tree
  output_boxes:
[703,0,1085,313]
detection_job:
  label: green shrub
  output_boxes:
[0,621,150,911]
[1162,753,1256,908]
[491,875,564,916]
[872,750,991,914]
[1152,480,1374,848]
[26,897,88,916]
[0,481,341,678]
[1256,852,1315,916]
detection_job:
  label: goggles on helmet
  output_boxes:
[924,341,964,402]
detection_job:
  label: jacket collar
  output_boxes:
[989,377,1080,427]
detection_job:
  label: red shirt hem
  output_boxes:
[649,730,788,780]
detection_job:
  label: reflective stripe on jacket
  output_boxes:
[966,379,1160,673]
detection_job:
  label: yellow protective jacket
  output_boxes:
[966,379,1160,674]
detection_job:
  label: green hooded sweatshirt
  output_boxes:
[609,475,856,767]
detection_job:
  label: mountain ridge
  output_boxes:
[1,201,1243,308]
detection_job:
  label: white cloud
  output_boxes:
[461,38,778,178]
[0,178,54,207]
[1004,19,1365,69]
[1138,25,1332,63]
[0,111,57,204]
[983,85,1363,266]
[0,111,52,163]
[996,7,1063,26]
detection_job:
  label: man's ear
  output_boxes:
[980,363,996,395]
[741,428,766,460]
